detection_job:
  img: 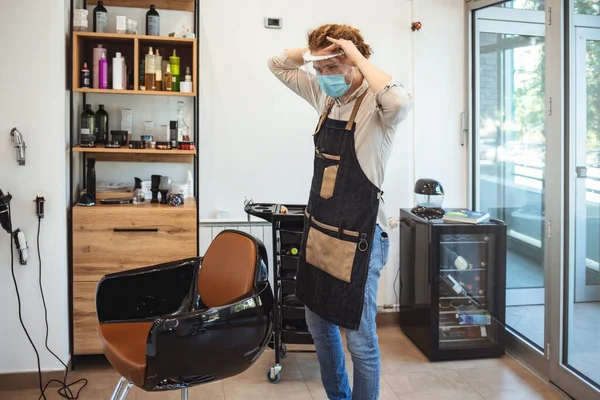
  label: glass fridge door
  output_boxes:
[438,232,499,350]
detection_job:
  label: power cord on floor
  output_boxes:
[35,216,88,400]
[7,206,46,398]
[7,203,87,399]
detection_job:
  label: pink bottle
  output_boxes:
[99,52,108,89]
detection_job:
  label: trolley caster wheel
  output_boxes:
[280,351,287,359]
[267,370,281,384]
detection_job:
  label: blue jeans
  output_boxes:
[305,225,389,400]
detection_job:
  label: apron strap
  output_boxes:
[345,90,368,131]
[314,98,335,135]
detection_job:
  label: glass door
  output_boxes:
[438,232,501,351]
[554,3,600,396]
[573,27,600,304]
[473,4,548,361]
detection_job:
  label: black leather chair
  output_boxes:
[95,230,274,400]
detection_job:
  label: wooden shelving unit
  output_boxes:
[72,32,197,96]
[72,144,196,162]
[68,0,199,358]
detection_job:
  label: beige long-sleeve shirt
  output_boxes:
[268,52,413,229]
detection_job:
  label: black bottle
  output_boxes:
[80,104,95,147]
[146,5,160,36]
[78,158,97,206]
[95,105,109,144]
[87,158,96,201]
[93,1,108,33]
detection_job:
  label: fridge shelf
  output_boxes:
[439,296,486,300]
[439,268,486,272]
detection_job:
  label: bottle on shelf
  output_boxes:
[154,49,163,91]
[170,50,180,92]
[144,47,156,91]
[140,59,146,90]
[80,104,96,147]
[133,177,145,204]
[94,105,109,144]
[146,4,160,36]
[93,1,108,33]
[92,44,107,89]
[81,62,90,88]
[180,66,193,92]
[163,64,173,91]
[177,101,190,141]
[99,52,108,89]
[112,52,124,90]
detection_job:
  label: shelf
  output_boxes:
[73,31,196,44]
[73,88,195,97]
[439,268,486,272]
[439,310,490,314]
[439,296,486,300]
[75,194,196,209]
[97,0,194,12]
[72,32,197,96]
[73,144,196,163]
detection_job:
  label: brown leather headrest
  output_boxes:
[197,231,257,308]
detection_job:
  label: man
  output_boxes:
[268,23,413,399]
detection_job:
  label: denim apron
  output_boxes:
[296,90,383,331]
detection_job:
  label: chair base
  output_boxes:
[110,377,189,399]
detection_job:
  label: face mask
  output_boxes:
[317,74,351,98]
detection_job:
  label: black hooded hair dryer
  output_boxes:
[0,189,12,234]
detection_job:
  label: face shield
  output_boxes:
[302,50,357,113]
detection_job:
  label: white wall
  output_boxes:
[0,0,69,373]
[0,0,467,375]
[199,0,467,305]
[381,0,468,306]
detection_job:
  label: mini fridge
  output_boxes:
[398,208,507,361]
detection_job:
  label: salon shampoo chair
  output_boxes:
[95,230,274,400]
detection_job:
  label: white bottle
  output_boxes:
[186,170,193,198]
[113,52,124,90]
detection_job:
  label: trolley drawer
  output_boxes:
[281,279,296,295]
[280,255,299,274]
[282,330,314,345]
[279,229,303,246]
[282,305,305,320]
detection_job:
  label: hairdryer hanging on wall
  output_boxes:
[0,189,12,234]
[0,189,28,265]
[10,128,26,166]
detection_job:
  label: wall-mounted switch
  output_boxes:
[265,17,282,29]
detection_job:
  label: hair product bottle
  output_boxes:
[154,49,162,91]
[80,104,96,147]
[99,52,108,89]
[93,1,108,33]
[170,50,180,92]
[163,64,173,91]
[81,62,90,88]
[145,47,156,91]
[146,5,160,36]
[95,105,109,144]
[112,52,124,90]
[92,45,107,89]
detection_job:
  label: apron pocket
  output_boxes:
[304,212,361,283]
[320,165,339,199]
[306,226,356,283]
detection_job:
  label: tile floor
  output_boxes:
[0,326,567,400]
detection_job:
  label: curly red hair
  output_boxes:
[307,24,373,59]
